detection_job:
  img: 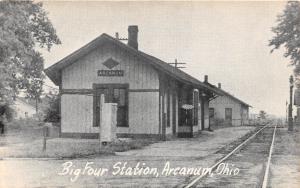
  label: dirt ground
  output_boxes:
[117,126,255,158]
[269,126,300,188]
[0,122,155,158]
[0,126,255,187]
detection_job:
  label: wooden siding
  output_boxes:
[61,92,159,134]
[61,94,94,133]
[194,98,209,131]
[209,96,247,126]
[62,43,159,90]
[241,106,249,125]
[159,77,179,137]
[126,92,159,134]
[60,42,160,135]
[204,100,210,129]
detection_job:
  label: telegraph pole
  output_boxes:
[286,100,288,124]
[168,59,186,69]
[288,75,294,131]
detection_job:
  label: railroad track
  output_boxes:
[178,123,278,188]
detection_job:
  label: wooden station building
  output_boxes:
[209,83,251,127]
[45,26,223,139]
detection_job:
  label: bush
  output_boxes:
[0,103,15,122]
[43,93,60,123]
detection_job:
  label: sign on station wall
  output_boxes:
[97,70,124,77]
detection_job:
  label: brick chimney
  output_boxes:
[204,75,208,83]
[128,25,138,50]
[218,83,221,88]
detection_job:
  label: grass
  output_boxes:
[0,137,157,159]
[111,138,157,152]
[0,119,157,158]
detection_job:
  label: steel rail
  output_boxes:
[261,124,277,188]
[184,123,271,188]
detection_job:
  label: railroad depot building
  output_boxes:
[209,83,251,127]
[45,26,223,139]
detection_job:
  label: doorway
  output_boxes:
[93,84,128,127]
[225,108,232,126]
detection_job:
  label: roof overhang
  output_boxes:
[206,83,251,107]
[44,33,223,96]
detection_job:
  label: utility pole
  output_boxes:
[286,100,288,124]
[288,75,294,131]
[35,97,38,114]
[168,59,186,69]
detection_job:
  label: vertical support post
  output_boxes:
[162,113,166,141]
[172,88,177,135]
[286,101,288,124]
[43,125,48,151]
[161,82,166,141]
[35,98,38,114]
[288,75,294,131]
[99,94,105,148]
[201,95,205,130]
[58,85,62,138]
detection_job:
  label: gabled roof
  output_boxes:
[44,33,223,95]
[14,98,36,109]
[206,83,251,107]
[221,90,251,107]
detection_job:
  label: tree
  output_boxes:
[269,1,300,76]
[0,1,61,106]
[0,101,14,122]
[259,110,267,120]
[43,92,60,123]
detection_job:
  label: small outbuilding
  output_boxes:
[208,83,251,127]
[45,26,222,140]
[12,98,36,119]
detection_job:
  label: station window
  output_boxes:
[93,84,128,127]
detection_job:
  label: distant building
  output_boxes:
[208,83,251,126]
[12,98,36,119]
[44,26,223,139]
[294,88,300,126]
[249,113,259,120]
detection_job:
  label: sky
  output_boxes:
[41,1,292,117]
